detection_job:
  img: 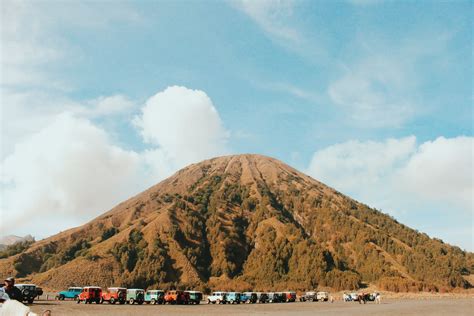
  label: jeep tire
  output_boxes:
[129,298,135,305]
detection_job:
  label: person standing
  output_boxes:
[375,293,382,304]
[3,277,23,302]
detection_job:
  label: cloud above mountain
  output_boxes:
[134,86,229,169]
[308,136,473,214]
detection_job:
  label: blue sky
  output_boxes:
[1,0,472,250]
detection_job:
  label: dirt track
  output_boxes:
[29,298,473,315]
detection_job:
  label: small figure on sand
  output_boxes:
[375,292,381,304]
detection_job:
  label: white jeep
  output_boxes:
[316,291,329,301]
[207,291,227,304]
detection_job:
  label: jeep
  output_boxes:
[145,289,165,305]
[15,284,37,304]
[58,287,83,300]
[207,291,227,304]
[77,286,102,304]
[164,290,189,304]
[101,287,126,304]
[343,292,352,301]
[350,292,359,301]
[126,289,145,305]
[241,292,258,303]
[267,292,281,303]
[186,291,202,304]
[256,292,268,303]
[300,291,316,302]
[317,291,329,302]
[284,291,296,302]
[227,292,242,304]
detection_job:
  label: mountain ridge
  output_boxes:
[0,154,472,292]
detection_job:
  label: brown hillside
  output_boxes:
[0,154,472,292]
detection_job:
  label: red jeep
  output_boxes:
[285,291,296,302]
[164,290,190,304]
[101,287,127,304]
[77,286,102,304]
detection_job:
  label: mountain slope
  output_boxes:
[0,154,472,292]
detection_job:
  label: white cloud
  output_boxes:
[0,91,136,159]
[307,136,474,250]
[79,95,136,118]
[328,57,416,128]
[1,86,230,238]
[308,137,417,194]
[1,113,142,236]
[395,136,474,212]
[230,0,330,61]
[134,86,230,170]
[231,0,300,43]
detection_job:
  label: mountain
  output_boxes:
[0,235,34,251]
[0,154,472,292]
[0,235,34,247]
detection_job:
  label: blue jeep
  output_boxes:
[226,292,242,304]
[145,290,165,304]
[58,287,83,300]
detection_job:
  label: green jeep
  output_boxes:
[126,288,145,305]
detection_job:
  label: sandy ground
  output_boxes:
[28,298,473,316]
